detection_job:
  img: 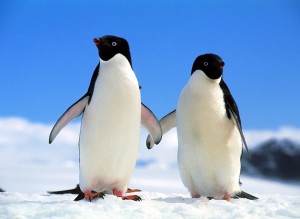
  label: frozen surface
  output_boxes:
[1,192,300,219]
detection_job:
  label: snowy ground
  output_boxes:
[1,192,300,219]
[0,118,300,218]
[1,168,300,219]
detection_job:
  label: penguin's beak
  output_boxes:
[93,38,102,46]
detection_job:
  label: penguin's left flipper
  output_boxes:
[220,80,250,157]
[232,191,258,200]
[141,103,162,146]
[49,95,90,144]
[227,104,250,157]
[48,184,81,194]
[146,110,176,149]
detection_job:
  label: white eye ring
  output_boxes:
[112,42,117,46]
[204,62,208,66]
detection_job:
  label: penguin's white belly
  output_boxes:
[177,73,241,198]
[79,59,140,194]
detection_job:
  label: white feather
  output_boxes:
[79,54,141,195]
[177,70,241,198]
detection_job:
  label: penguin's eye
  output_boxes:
[204,62,208,66]
[112,42,117,46]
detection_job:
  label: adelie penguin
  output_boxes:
[49,35,162,201]
[147,54,257,201]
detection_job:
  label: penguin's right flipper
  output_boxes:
[227,104,250,157]
[49,95,90,144]
[146,110,176,149]
[0,188,5,192]
[232,191,258,200]
[141,103,162,147]
[48,184,81,194]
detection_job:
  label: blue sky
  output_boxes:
[0,0,300,130]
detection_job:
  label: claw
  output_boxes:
[95,192,105,199]
[75,191,105,202]
[122,195,142,201]
[87,191,105,201]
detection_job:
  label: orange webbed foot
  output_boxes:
[126,188,142,193]
[122,195,142,201]
[223,193,231,202]
[113,189,142,201]
[74,190,105,202]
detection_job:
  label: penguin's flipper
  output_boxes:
[48,184,81,194]
[0,188,5,192]
[160,110,176,133]
[232,191,258,200]
[141,103,162,147]
[49,95,90,144]
[146,110,176,149]
[74,191,85,201]
[227,104,250,157]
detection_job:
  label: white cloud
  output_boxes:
[0,117,80,162]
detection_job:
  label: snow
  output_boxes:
[1,117,300,218]
[1,192,300,219]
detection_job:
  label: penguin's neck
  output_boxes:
[95,53,138,96]
[189,70,222,93]
[100,54,132,72]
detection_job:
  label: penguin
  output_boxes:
[146,53,257,201]
[49,35,162,201]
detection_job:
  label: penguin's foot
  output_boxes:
[223,193,231,202]
[85,191,105,202]
[126,188,142,193]
[192,194,201,198]
[113,189,142,201]
[122,195,142,201]
[74,191,105,202]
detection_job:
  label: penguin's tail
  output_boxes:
[48,184,81,195]
[233,190,258,200]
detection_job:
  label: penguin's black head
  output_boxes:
[191,53,225,80]
[94,35,132,67]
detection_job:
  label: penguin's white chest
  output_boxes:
[176,71,241,198]
[79,55,141,193]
